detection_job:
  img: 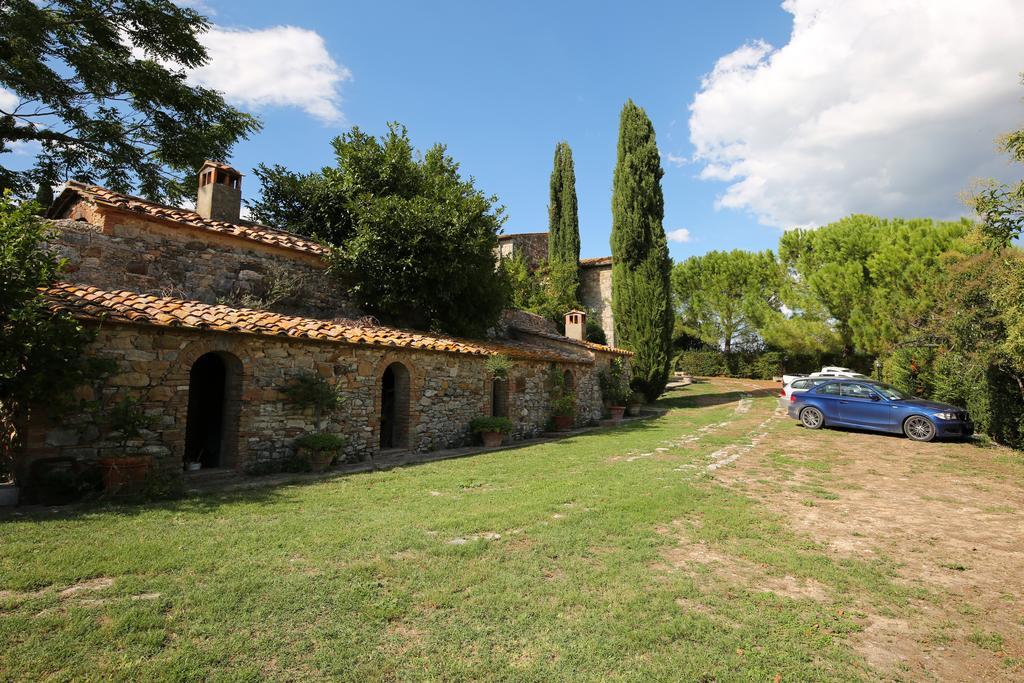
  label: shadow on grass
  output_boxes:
[658,388,778,411]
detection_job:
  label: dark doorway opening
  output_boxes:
[491,379,508,417]
[185,352,228,468]
[379,362,410,450]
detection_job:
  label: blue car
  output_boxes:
[787,379,973,442]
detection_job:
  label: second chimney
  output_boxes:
[565,310,586,341]
[196,160,242,222]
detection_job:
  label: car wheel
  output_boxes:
[903,415,936,442]
[800,407,824,430]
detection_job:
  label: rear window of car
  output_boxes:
[792,379,809,389]
[818,382,841,395]
[841,383,876,399]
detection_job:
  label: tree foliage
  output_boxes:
[610,100,673,401]
[672,249,781,353]
[547,141,580,297]
[779,215,970,355]
[0,193,94,469]
[251,123,509,337]
[0,0,259,202]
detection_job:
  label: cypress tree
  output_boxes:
[548,141,581,266]
[610,100,673,401]
[547,141,581,313]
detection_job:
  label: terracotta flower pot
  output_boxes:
[553,415,574,432]
[609,406,626,421]
[97,456,152,492]
[481,431,504,448]
[303,448,338,473]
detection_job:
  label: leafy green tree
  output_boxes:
[610,101,673,401]
[547,141,580,300]
[0,0,259,202]
[972,75,1024,249]
[253,123,508,336]
[779,215,969,355]
[672,250,781,353]
[0,193,93,469]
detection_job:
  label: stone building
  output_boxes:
[19,161,630,485]
[497,232,616,346]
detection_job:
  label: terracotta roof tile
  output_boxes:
[501,309,632,357]
[580,256,612,267]
[52,181,329,257]
[45,283,594,363]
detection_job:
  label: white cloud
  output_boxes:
[188,26,351,123]
[667,228,692,243]
[664,152,689,167]
[0,87,18,113]
[688,0,1024,229]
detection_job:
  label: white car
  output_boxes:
[810,368,870,380]
[780,376,828,399]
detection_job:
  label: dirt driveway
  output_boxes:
[701,377,1024,681]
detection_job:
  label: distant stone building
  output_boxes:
[18,162,630,487]
[497,232,616,347]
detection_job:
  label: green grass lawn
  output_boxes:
[0,383,911,681]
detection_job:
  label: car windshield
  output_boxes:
[870,383,908,400]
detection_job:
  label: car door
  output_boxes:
[813,381,843,422]
[838,383,892,429]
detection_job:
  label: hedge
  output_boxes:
[674,350,873,381]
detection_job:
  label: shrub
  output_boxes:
[294,432,347,452]
[469,416,515,434]
[281,372,345,431]
[599,357,631,406]
[550,393,575,417]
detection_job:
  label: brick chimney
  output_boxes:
[196,160,242,222]
[565,310,586,341]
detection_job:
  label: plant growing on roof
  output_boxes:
[484,354,513,380]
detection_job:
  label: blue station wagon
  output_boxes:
[787,379,973,442]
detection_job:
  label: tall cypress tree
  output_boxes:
[548,141,581,265]
[547,141,581,313]
[610,101,673,401]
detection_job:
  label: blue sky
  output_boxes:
[5,1,1021,260]
[198,0,793,260]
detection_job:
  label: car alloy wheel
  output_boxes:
[800,407,824,430]
[904,416,936,442]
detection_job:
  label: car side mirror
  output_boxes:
[870,394,880,401]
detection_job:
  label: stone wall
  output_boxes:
[497,232,549,271]
[20,324,613,481]
[580,263,614,346]
[45,210,356,320]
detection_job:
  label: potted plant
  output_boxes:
[626,390,645,417]
[294,432,347,472]
[470,416,514,447]
[551,393,576,431]
[599,358,631,421]
[282,372,348,472]
[96,398,153,493]
[184,450,203,472]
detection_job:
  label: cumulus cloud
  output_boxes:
[0,87,18,113]
[664,152,688,167]
[189,26,351,123]
[667,228,692,243]
[688,0,1024,229]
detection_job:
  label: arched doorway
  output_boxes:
[184,351,242,468]
[380,362,411,450]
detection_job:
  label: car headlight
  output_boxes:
[934,411,957,420]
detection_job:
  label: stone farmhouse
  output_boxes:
[497,232,615,346]
[18,161,630,486]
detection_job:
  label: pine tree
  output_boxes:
[610,101,673,401]
[547,141,581,306]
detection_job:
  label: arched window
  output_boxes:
[562,369,575,393]
[184,351,243,469]
[380,362,411,449]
